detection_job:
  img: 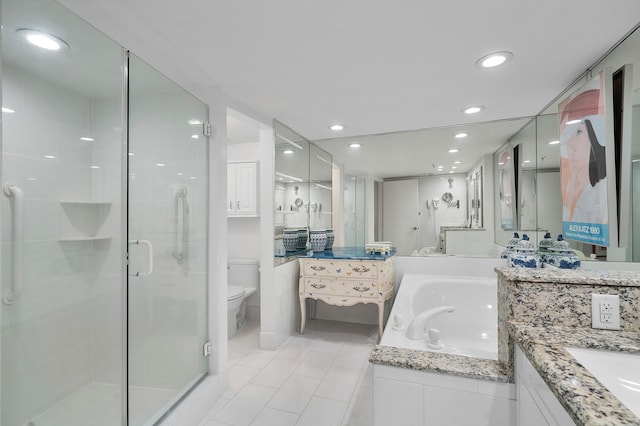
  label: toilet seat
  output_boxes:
[228,285,245,301]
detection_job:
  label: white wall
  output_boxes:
[1,65,122,425]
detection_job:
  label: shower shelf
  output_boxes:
[58,236,112,242]
[59,200,112,205]
[58,201,113,241]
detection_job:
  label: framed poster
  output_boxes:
[558,71,610,246]
[497,143,517,230]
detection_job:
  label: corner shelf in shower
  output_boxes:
[58,200,113,242]
[58,235,112,242]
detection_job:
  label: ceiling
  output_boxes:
[58,0,640,143]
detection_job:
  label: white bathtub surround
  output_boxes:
[373,364,515,426]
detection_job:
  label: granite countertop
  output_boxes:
[509,322,640,426]
[496,266,640,287]
[369,345,510,383]
[299,246,396,260]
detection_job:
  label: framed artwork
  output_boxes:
[558,71,611,246]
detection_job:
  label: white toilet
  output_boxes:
[227,259,259,338]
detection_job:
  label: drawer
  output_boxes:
[301,277,381,299]
[302,259,379,279]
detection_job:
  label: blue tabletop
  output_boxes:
[299,246,396,260]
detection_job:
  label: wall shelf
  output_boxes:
[59,236,112,242]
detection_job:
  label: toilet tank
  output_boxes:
[228,259,260,289]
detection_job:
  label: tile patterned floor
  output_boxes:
[199,319,378,426]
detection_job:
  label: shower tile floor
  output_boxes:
[31,382,177,426]
[200,319,378,426]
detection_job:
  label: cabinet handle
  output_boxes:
[311,283,326,289]
[230,201,233,209]
[352,266,370,273]
[237,201,240,209]
[353,285,370,292]
[310,266,326,271]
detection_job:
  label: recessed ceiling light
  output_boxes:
[177,172,184,176]
[523,160,531,164]
[454,161,461,164]
[548,140,560,145]
[155,163,166,167]
[475,51,513,69]
[463,106,485,114]
[349,143,361,148]
[188,119,202,125]
[80,137,94,141]
[191,134,199,139]
[43,155,56,159]
[2,107,15,113]
[451,166,458,169]
[448,149,459,153]
[16,28,69,51]
[329,124,345,131]
[90,165,100,169]
[454,132,468,138]
[283,149,294,154]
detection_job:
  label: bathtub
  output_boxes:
[380,273,498,360]
[372,272,515,426]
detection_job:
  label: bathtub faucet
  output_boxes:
[406,306,456,340]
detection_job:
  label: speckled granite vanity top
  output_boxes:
[497,266,640,287]
[510,322,640,426]
[369,345,510,383]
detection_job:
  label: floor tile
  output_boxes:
[267,375,321,413]
[250,357,300,388]
[296,397,348,426]
[223,365,262,399]
[214,384,276,426]
[250,407,298,426]
[342,386,373,426]
[294,350,336,379]
[315,367,360,402]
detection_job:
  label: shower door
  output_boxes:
[127,54,209,425]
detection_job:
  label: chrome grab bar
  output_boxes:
[172,187,187,263]
[128,239,153,277]
[3,184,24,305]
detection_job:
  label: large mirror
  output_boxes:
[314,23,640,262]
[274,120,332,263]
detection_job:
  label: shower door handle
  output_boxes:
[129,239,153,277]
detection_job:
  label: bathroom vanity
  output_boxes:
[298,247,395,338]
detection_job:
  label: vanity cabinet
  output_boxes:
[298,250,395,338]
[515,345,574,426]
[227,162,258,217]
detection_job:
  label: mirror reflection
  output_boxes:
[274,120,332,263]
[314,23,640,262]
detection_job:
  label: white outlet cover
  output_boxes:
[591,294,621,330]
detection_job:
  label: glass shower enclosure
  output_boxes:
[1,1,209,425]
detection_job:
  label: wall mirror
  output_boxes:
[315,23,640,262]
[274,120,332,264]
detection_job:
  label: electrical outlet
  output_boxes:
[591,294,620,330]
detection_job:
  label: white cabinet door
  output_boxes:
[228,162,258,217]
[227,163,238,215]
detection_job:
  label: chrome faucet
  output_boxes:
[406,306,456,340]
